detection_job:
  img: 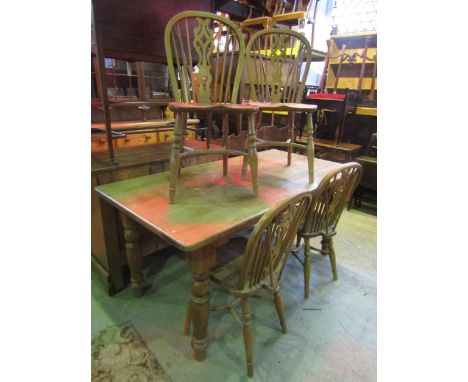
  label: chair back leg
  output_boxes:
[304,237,311,299]
[222,114,229,176]
[247,114,259,196]
[328,237,338,280]
[169,112,184,203]
[241,297,254,377]
[287,112,294,166]
[306,113,315,184]
[273,290,288,333]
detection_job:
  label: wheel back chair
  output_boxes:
[184,191,311,377]
[291,162,362,298]
[242,28,318,184]
[165,11,260,203]
[302,39,358,146]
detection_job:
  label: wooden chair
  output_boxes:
[302,40,359,147]
[243,28,318,184]
[184,191,311,377]
[165,11,260,203]
[291,162,362,298]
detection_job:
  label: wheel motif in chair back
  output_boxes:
[238,192,311,291]
[165,12,245,105]
[304,163,362,235]
[246,29,313,103]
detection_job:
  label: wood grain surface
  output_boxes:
[96,149,341,252]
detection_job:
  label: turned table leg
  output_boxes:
[186,245,216,361]
[121,214,145,298]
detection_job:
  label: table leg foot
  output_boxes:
[186,246,216,361]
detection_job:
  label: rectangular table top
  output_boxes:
[95,149,341,252]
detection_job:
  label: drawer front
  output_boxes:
[91,138,116,152]
[159,130,174,143]
[116,132,157,148]
[159,129,195,142]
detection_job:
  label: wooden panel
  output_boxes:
[92,0,212,63]
[92,173,110,270]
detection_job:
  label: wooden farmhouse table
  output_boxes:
[95,149,341,361]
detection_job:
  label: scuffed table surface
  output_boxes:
[95,149,341,252]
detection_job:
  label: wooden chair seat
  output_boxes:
[249,101,318,113]
[169,102,259,114]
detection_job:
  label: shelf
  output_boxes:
[325,77,377,91]
[330,32,377,48]
[355,107,377,117]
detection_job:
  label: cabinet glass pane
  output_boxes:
[142,62,170,99]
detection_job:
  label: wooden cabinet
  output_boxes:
[325,32,377,107]
[307,31,377,154]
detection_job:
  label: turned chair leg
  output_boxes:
[306,112,315,184]
[183,298,192,336]
[247,114,258,197]
[178,112,187,178]
[328,237,338,280]
[222,114,229,177]
[273,290,287,334]
[241,297,254,378]
[304,237,311,299]
[287,111,294,166]
[169,112,184,203]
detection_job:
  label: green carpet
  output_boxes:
[92,322,172,382]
